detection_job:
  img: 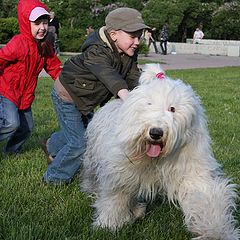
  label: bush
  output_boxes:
[59,27,86,52]
[139,41,149,56]
[0,17,19,43]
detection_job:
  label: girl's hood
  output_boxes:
[17,0,49,40]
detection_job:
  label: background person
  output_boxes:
[86,25,94,36]
[41,7,149,185]
[147,27,159,53]
[160,22,169,55]
[48,11,60,54]
[143,29,150,45]
[193,27,204,44]
[0,0,61,154]
[48,11,60,37]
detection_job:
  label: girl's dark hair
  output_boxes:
[36,32,55,57]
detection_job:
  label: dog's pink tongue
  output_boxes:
[146,144,161,158]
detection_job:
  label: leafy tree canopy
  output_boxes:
[0,0,239,45]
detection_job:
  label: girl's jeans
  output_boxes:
[43,88,86,184]
[0,95,33,153]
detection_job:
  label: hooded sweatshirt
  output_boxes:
[0,0,61,110]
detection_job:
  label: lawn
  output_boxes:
[0,66,239,240]
[58,54,165,66]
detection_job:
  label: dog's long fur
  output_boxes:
[81,64,239,239]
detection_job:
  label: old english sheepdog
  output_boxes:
[81,64,239,239]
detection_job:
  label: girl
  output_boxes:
[0,0,62,154]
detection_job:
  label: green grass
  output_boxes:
[58,54,165,66]
[59,54,71,64]
[0,67,239,240]
[138,58,165,65]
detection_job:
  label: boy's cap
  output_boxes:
[29,7,50,21]
[105,7,149,32]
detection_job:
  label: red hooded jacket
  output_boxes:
[0,0,61,110]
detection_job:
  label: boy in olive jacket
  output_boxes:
[42,7,149,184]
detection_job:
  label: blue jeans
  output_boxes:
[43,88,86,184]
[0,95,33,153]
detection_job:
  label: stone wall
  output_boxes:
[150,40,240,57]
[186,39,240,46]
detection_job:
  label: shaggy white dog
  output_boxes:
[81,64,239,239]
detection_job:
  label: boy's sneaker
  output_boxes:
[40,138,54,165]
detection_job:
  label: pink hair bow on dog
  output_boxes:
[156,72,165,79]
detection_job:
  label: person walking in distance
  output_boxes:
[148,27,159,54]
[160,22,169,55]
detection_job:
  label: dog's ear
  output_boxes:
[139,64,165,85]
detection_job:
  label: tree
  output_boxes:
[42,0,92,29]
[209,1,240,39]
[142,0,202,41]
[141,0,240,41]
[0,0,239,50]
[0,0,17,18]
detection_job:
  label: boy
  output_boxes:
[0,0,61,154]
[42,7,149,184]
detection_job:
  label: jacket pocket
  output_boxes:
[74,80,96,90]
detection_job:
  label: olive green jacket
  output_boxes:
[59,27,140,115]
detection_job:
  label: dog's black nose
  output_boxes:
[149,128,163,140]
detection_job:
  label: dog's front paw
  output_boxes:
[132,202,147,219]
[92,213,131,231]
[93,209,133,231]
